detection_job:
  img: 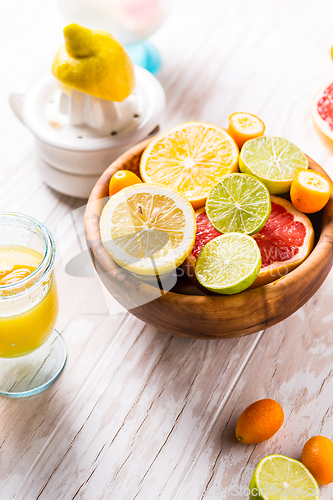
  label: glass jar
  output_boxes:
[0,213,67,397]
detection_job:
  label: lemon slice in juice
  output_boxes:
[240,136,308,194]
[249,455,320,500]
[195,233,261,294]
[100,184,196,276]
[140,122,239,210]
[206,173,271,234]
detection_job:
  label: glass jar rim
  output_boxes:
[0,212,55,296]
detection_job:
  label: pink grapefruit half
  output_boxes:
[183,195,314,290]
[312,80,333,155]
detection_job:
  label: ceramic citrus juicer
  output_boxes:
[10,24,166,198]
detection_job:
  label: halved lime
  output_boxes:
[206,173,271,234]
[240,136,308,194]
[195,233,261,294]
[249,455,320,500]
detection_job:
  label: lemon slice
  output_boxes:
[140,122,239,210]
[100,184,196,276]
[249,455,320,500]
[239,136,308,194]
[195,233,261,294]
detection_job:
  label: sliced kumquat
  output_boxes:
[290,169,332,213]
[228,112,265,148]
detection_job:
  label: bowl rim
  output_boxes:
[85,138,333,338]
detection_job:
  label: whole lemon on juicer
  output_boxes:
[235,399,284,444]
[52,24,135,102]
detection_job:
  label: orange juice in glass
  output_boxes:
[0,213,67,397]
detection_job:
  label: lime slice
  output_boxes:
[195,233,261,294]
[206,173,271,234]
[100,184,196,276]
[249,455,320,500]
[240,136,308,194]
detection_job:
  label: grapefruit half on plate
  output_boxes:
[183,195,314,290]
[312,80,333,155]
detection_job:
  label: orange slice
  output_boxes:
[290,169,332,213]
[140,122,239,210]
[228,112,265,148]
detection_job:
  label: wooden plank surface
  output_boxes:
[174,279,333,499]
[1,0,333,499]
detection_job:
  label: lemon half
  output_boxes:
[100,184,196,276]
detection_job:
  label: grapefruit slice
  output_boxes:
[252,196,314,287]
[191,207,222,259]
[312,80,333,155]
[183,195,314,290]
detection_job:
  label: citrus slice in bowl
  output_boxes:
[239,136,308,194]
[249,455,319,500]
[290,169,332,214]
[228,112,265,148]
[100,184,196,276]
[311,80,333,155]
[183,196,314,289]
[195,233,261,294]
[140,122,239,210]
[252,196,314,287]
[191,207,222,259]
[206,173,271,234]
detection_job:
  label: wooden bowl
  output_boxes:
[85,140,333,339]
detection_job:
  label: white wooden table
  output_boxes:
[1,0,333,498]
